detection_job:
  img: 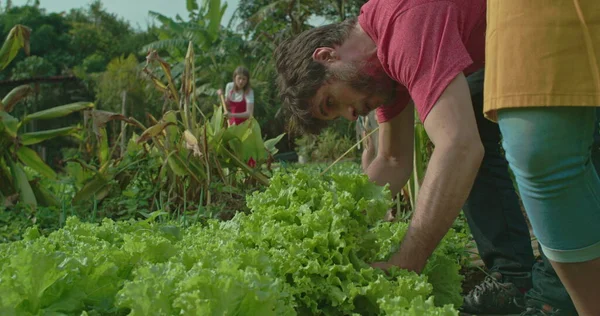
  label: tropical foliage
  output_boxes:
[0,1,473,315]
[0,24,94,208]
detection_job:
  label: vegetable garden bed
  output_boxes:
[0,167,471,315]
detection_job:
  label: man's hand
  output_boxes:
[384,72,483,273]
[370,261,396,271]
[365,103,414,196]
[370,251,406,271]
[361,130,377,172]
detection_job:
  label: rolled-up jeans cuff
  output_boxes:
[540,239,600,263]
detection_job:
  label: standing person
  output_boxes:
[483,1,600,314]
[273,0,599,312]
[360,68,578,315]
[453,70,578,316]
[217,66,257,167]
[217,66,255,126]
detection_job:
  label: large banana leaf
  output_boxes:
[90,109,144,135]
[31,182,60,208]
[0,111,19,138]
[126,133,144,154]
[0,160,13,195]
[167,150,190,177]
[141,39,189,57]
[72,172,110,204]
[64,159,96,186]
[264,133,286,156]
[164,146,205,182]
[163,111,179,146]
[9,160,36,207]
[207,104,226,142]
[222,118,267,163]
[20,126,79,146]
[136,120,176,144]
[1,85,32,113]
[147,11,185,34]
[21,102,93,124]
[187,0,199,11]
[0,25,30,71]
[16,146,57,180]
[144,51,180,105]
[98,128,110,168]
[206,0,224,40]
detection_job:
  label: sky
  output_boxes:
[12,0,240,30]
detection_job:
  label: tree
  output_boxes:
[95,54,163,154]
[0,2,159,167]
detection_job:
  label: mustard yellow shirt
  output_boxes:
[484,0,600,121]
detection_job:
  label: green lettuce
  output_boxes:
[0,168,466,315]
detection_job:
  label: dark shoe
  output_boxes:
[461,272,526,314]
[520,303,578,316]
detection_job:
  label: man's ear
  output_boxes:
[312,47,338,65]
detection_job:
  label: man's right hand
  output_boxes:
[361,130,377,171]
[365,102,415,197]
[217,89,223,96]
[366,155,412,197]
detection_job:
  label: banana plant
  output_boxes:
[0,24,95,208]
[139,42,284,206]
[70,39,285,213]
[69,109,146,204]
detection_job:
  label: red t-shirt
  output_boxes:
[358,0,486,123]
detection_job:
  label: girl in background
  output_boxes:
[217,66,254,126]
[217,66,257,167]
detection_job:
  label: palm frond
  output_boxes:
[148,11,185,33]
[142,39,189,53]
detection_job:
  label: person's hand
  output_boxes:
[370,251,405,272]
[361,129,372,149]
[370,260,397,272]
[217,89,223,96]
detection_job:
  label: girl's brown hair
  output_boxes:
[233,66,251,93]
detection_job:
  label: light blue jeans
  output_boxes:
[498,107,600,263]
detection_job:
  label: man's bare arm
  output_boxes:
[383,73,484,273]
[365,102,415,196]
[361,140,376,172]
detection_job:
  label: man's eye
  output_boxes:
[320,98,331,117]
[326,97,334,109]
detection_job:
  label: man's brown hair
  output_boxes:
[274,19,357,134]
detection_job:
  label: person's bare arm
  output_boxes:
[365,102,415,197]
[373,73,484,273]
[361,139,376,172]
[360,123,376,171]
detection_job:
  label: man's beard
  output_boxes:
[328,57,396,106]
